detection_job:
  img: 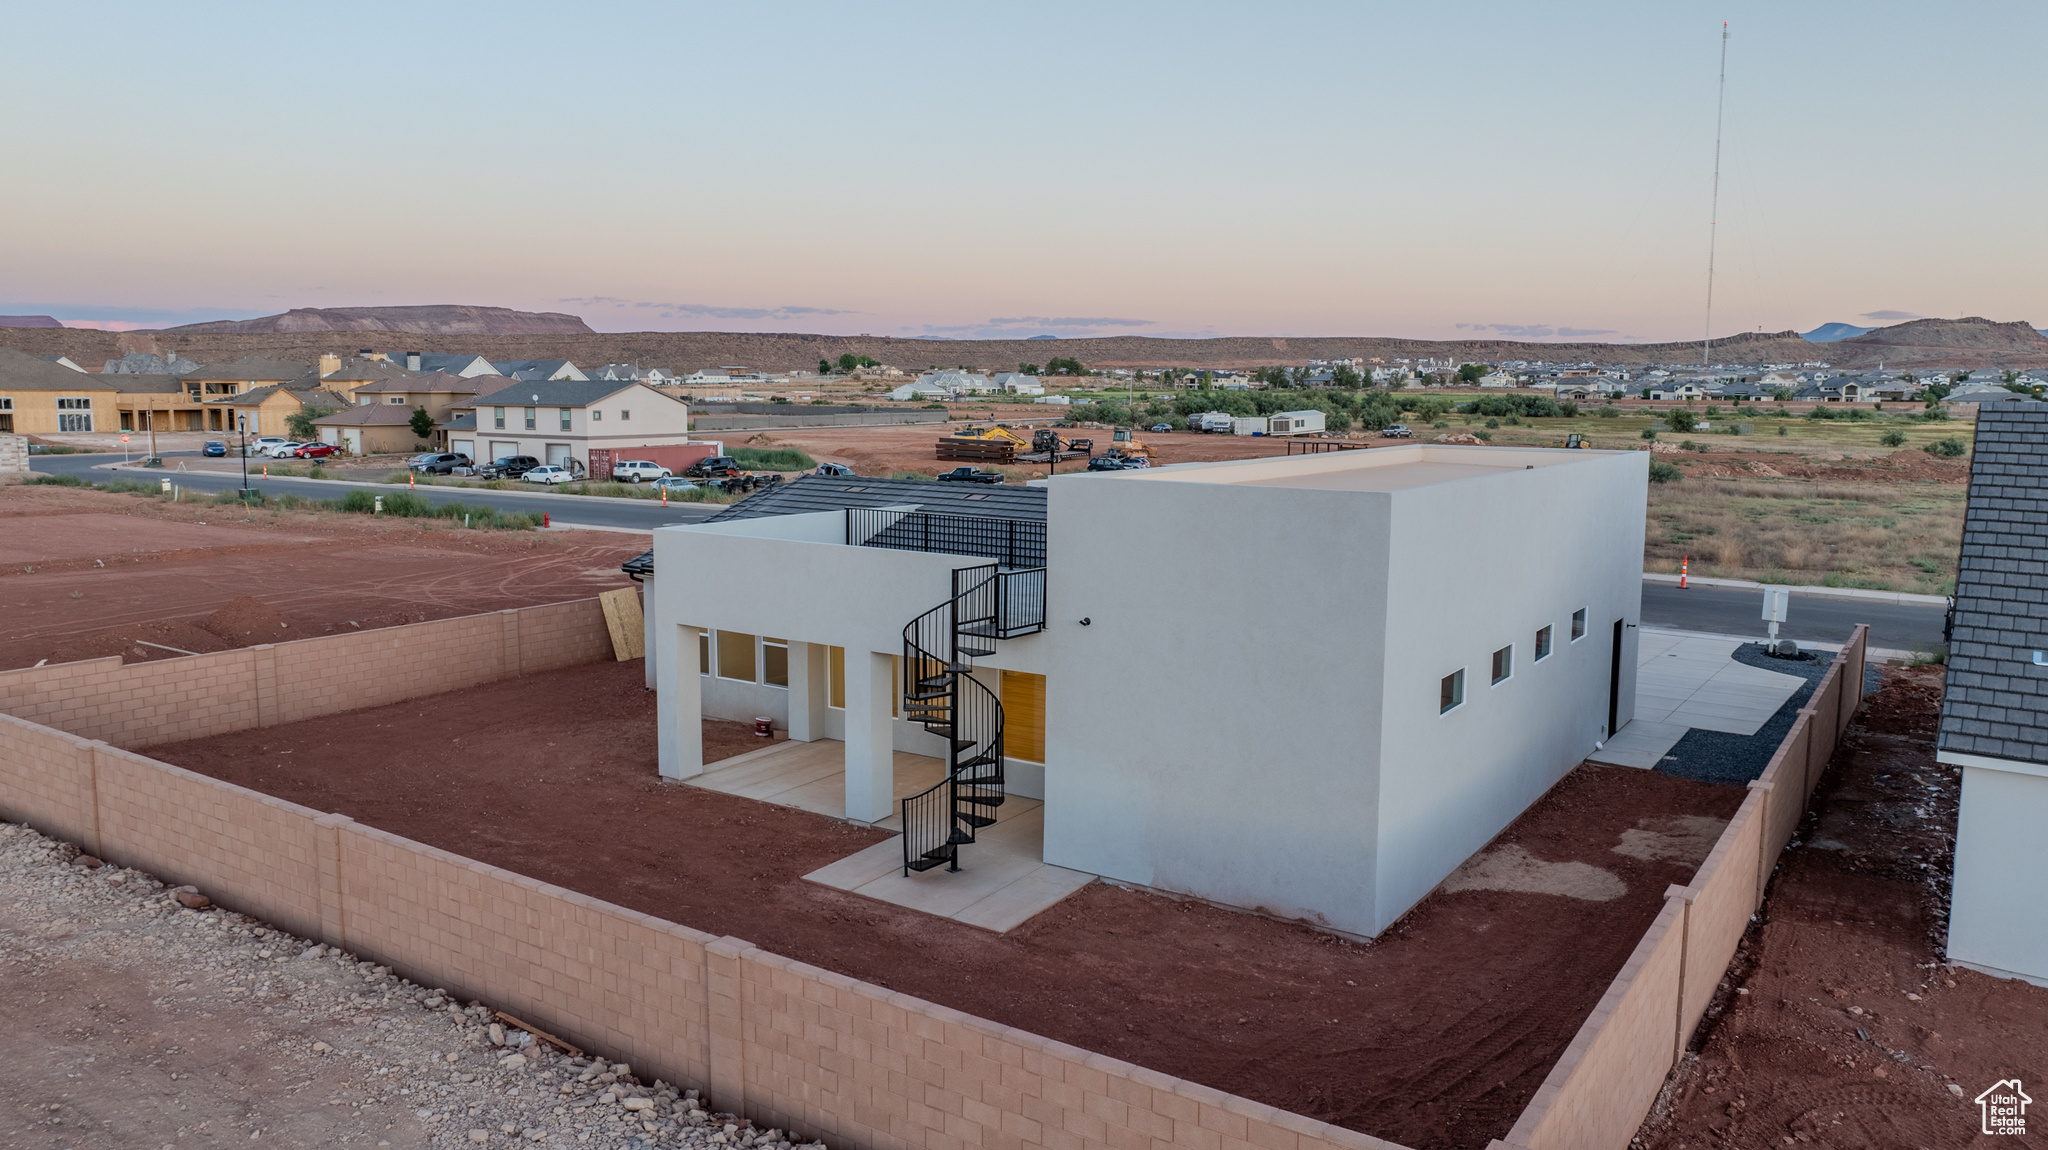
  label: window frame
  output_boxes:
[493,406,506,430]
[619,409,631,421]
[715,629,758,682]
[522,407,537,431]
[1440,669,1465,715]
[761,636,789,688]
[1534,624,1554,662]
[698,630,711,677]
[559,408,572,431]
[591,408,602,422]
[1491,645,1514,686]
[1570,607,1588,642]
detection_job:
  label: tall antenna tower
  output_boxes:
[1702,21,1730,367]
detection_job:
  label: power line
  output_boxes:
[1703,21,1729,367]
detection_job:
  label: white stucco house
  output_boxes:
[633,444,1648,939]
[1938,406,2048,987]
[451,379,692,471]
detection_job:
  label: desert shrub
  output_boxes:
[1432,421,1449,429]
[1641,428,1658,440]
[379,491,431,516]
[1665,409,1699,433]
[1484,417,1501,429]
[1680,439,1699,452]
[337,490,377,513]
[24,473,84,486]
[1880,429,1908,447]
[727,447,817,470]
[1924,437,1967,458]
[308,465,327,480]
[380,470,412,484]
[1846,408,1869,421]
[99,479,156,494]
[1806,406,1836,421]
[1473,430,1492,442]
[1597,405,1620,418]
[1649,460,1682,484]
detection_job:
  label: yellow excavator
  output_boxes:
[950,424,1031,448]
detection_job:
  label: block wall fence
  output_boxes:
[0,602,1870,1150]
[0,600,1414,1150]
[1490,625,1870,1150]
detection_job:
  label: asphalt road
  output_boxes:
[27,451,724,531]
[1640,581,1946,652]
[23,452,1953,648]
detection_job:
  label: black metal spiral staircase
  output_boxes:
[899,562,1045,875]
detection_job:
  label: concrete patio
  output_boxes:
[689,739,1095,932]
[1588,632,1808,770]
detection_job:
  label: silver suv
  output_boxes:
[611,459,672,482]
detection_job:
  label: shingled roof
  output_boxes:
[1938,406,2048,765]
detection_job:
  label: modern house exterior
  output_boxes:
[454,379,692,471]
[1938,405,2048,988]
[639,445,1647,939]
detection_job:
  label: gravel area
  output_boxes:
[0,819,827,1150]
[1657,643,1885,787]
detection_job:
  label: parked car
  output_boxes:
[1149,423,1173,433]
[1086,455,1127,472]
[684,455,742,478]
[650,475,699,493]
[409,452,470,474]
[293,442,338,458]
[813,462,855,477]
[524,465,573,485]
[262,441,308,458]
[935,466,1002,484]
[1381,424,1413,438]
[611,459,672,483]
[477,455,541,479]
[202,441,227,457]
[252,436,289,455]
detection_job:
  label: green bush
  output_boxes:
[1664,409,1699,433]
[308,465,327,480]
[1432,421,1449,429]
[1640,428,1658,440]
[1484,417,1501,429]
[24,473,84,486]
[379,492,432,516]
[1597,405,1620,418]
[1880,429,1908,447]
[1679,439,1699,452]
[1473,430,1492,442]
[1648,460,1682,484]
[1924,437,1967,458]
[337,490,377,513]
[1777,425,1788,436]
[726,446,817,471]
[1806,406,1836,420]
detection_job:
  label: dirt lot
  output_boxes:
[0,485,647,671]
[0,820,817,1150]
[1637,665,2048,1149]
[147,659,1747,1150]
[725,421,1316,480]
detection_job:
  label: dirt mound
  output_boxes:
[165,305,593,336]
[1857,663,1946,737]
[199,596,298,643]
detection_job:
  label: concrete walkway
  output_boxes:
[1589,633,1808,770]
[690,739,1095,932]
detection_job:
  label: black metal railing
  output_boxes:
[994,566,1046,637]
[848,508,1046,569]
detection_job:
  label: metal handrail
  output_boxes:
[899,565,1008,875]
[849,507,1046,569]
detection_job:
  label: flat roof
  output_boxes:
[1115,444,1621,492]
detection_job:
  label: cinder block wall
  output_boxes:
[0,598,613,748]
[0,434,28,473]
[0,706,1412,1150]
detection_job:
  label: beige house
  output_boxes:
[453,378,692,471]
[0,348,121,435]
[201,381,347,440]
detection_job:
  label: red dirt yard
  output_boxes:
[148,659,1747,1150]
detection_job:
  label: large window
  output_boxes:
[1534,625,1553,662]
[1440,669,1464,714]
[716,630,756,681]
[1571,608,1588,641]
[1491,645,1513,685]
[762,637,788,688]
[56,397,92,432]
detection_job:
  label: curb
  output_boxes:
[107,463,719,509]
[1642,573,1948,607]
[1638,625,1923,663]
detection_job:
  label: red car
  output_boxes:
[293,442,338,458]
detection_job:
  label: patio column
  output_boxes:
[843,650,895,824]
[640,578,657,690]
[657,623,705,781]
[786,642,828,742]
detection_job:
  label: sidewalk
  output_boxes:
[1642,572,1948,607]
[101,460,701,509]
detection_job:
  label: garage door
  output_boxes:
[489,441,519,461]
[451,438,474,460]
[546,443,572,466]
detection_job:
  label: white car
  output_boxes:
[524,465,573,485]
[263,441,308,458]
[251,436,289,455]
[611,459,672,483]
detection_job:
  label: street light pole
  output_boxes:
[239,412,251,499]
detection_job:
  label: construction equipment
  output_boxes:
[1552,433,1592,450]
[1101,427,1153,463]
[936,424,1030,464]
[1014,428,1091,464]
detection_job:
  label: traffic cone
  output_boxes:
[661,487,668,507]
[1680,555,1689,589]
[409,470,416,490]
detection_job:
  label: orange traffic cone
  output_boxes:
[1680,555,1689,589]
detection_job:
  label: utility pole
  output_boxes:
[1702,21,1730,368]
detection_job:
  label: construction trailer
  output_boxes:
[1268,410,1326,435]
[1230,416,1270,437]
[1189,412,1234,433]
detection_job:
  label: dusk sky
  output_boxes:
[5,1,2042,341]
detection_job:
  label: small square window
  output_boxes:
[1440,669,1464,714]
[1535,625,1553,661]
[1491,645,1513,685]
[620,409,631,420]
[591,409,602,421]
[1571,608,1588,641]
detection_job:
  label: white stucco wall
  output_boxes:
[1946,755,2048,987]
[1370,449,1645,931]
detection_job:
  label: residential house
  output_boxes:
[0,347,122,434]
[914,371,998,395]
[1946,383,2044,408]
[371,352,502,378]
[202,380,346,440]
[1477,370,1519,388]
[683,366,772,386]
[991,372,1044,395]
[325,371,495,456]
[1938,406,2048,987]
[311,403,439,456]
[40,356,85,373]
[638,446,1646,940]
[1647,380,1711,401]
[453,378,693,471]
[111,375,213,433]
[492,360,587,383]
[178,358,315,429]
[888,380,955,402]
[588,364,680,384]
